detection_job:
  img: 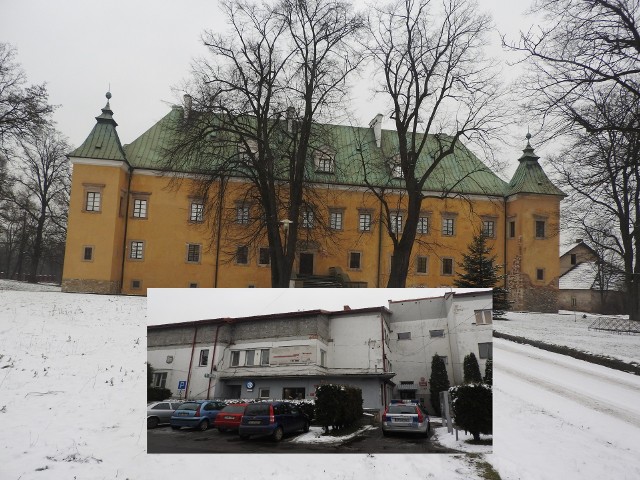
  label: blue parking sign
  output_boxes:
[178,381,186,390]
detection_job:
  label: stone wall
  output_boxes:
[508,272,559,312]
[62,278,120,294]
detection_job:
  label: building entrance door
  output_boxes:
[299,253,313,275]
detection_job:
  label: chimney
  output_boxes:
[286,106,296,132]
[369,114,383,148]
[183,94,192,120]
[576,239,583,243]
[343,305,351,311]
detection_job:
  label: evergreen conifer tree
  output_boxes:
[463,352,483,383]
[484,358,492,386]
[429,354,450,415]
[454,233,510,318]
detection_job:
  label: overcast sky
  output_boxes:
[1,0,542,178]
[146,288,490,325]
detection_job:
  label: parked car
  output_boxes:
[147,401,183,429]
[170,400,226,431]
[381,401,430,437]
[239,401,309,441]
[213,403,248,432]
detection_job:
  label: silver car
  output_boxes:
[381,402,430,436]
[147,401,183,428]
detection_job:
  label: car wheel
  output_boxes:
[239,434,250,440]
[171,426,180,430]
[303,421,310,433]
[147,417,159,429]
[198,419,209,431]
[272,426,284,442]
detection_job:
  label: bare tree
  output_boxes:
[165,0,364,287]
[363,0,506,287]
[551,89,640,320]
[0,43,54,152]
[5,127,70,282]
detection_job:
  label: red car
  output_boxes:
[214,403,248,432]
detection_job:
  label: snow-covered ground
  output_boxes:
[2,281,639,479]
[495,311,639,365]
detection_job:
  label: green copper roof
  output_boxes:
[124,107,509,196]
[68,99,127,162]
[507,137,565,197]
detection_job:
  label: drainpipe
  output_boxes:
[118,165,133,293]
[376,199,383,287]
[206,323,222,399]
[185,325,198,399]
[213,176,225,287]
[503,198,508,291]
[380,313,387,406]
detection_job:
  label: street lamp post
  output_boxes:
[280,219,293,254]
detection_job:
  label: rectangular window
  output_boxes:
[245,350,255,366]
[132,198,148,218]
[187,244,201,263]
[230,351,240,367]
[329,210,343,230]
[260,349,270,366]
[282,387,305,400]
[482,220,495,238]
[478,342,493,360]
[359,212,372,232]
[199,349,209,366]
[315,153,335,173]
[571,297,577,307]
[417,216,429,234]
[259,388,270,398]
[258,247,270,266]
[302,209,314,228]
[129,241,144,260]
[236,204,250,224]
[152,372,167,388]
[390,213,402,233]
[535,220,546,239]
[236,246,249,265]
[349,251,362,269]
[131,279,142,289]
[190,202,204,222]
[320,349,327,367]
[442,258,454,275]
[390,157,403,179]
[570,253,577,265]
[416,256,428,274]
[536,268,545,281]
[82,246,94,261]
[85,191,101,212]
[429,329,445,338]
[442,218,455,236]
[509,221,516,238]
[189,283,198,288]
[397,332,411,340]
[474,310,493,325]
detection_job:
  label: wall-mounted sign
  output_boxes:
[246,380,255,390]
[178,380,186,390]
[271,345,316,365]
[166,355,173,364]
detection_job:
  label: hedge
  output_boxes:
[315,384,363,432]
[147,387,172,402]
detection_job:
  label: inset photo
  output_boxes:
[147,288,493,454]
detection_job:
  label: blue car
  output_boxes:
[170,400,226,431]
[239,401,309,441]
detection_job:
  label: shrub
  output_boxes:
[429,354,450,416]
[449,383,492,441]
[463,352,482,384]
[315,384,363,432]
[147,387,172,402]
[484,358,492,385]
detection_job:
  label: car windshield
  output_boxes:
[176,402,199,411]
[245,404,270,415]
[388,405,418,414]
[221,405,246,413]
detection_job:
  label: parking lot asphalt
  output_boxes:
[147,424,459,454]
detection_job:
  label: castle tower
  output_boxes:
[505,134,566,312]
[62,93,130,293]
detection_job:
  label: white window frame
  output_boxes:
[474,309,493,325]
[230,351,240,367]
[129,241,144,260]
[190,201,204,222]
[199,349,209,366]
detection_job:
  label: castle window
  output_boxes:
[329,209,343,230]
[236,204,250,224]
[190,201,204,222]
[509,221,516,238]
[258,247,270,266]
[236,245,249,265]
[85,190,101,212]
[349,251,362,269]
[535,220,546,239]
[442,257,454,275]
[536,268,545,281]
[186,243,201,263]
[129,241,144,260]
[417,215,430,234]
[482,220,495,238]
[82,246,94,262]
[416,256,428,274]
[359,211,372,232]
[132,198,148,218]
[131,279,142,289]
[314,151,335,173]
[442,217,455,236]
[390,213,402,233]
[301,209,314,229]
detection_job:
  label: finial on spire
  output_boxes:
[106,91,112,100]
[525,129,532,148]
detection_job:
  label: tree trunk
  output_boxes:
[28,204,47,283]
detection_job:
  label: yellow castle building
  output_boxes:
[62,95,565,311]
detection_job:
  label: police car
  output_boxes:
[381,400,430,437]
